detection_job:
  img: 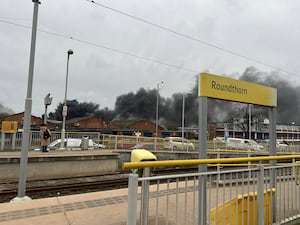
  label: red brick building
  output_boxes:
[1,112,176,138]
[2,112,43,129]
[66,116,116,129]
[111,119,165,136]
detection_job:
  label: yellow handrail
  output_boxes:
[122,155,300,170]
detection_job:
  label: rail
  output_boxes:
[0,175,129,203]
[124,156,300,225]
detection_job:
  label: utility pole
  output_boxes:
[13,0,40,201]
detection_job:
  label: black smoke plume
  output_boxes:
[239,67,300,124]
[109,67,300,126]
[48,67,300,127]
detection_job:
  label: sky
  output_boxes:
[1,0,300,116]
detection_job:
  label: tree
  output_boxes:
[226,103,268,139]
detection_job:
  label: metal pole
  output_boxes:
[292,122,295,148]
[269,107,277,222]
[248,104,251,171]
[198,96,207,225]
[126,173,139,225]
[44,105,47,124]
[1,133,4,150]
[60,50,73,149]
[43,93,52,125]
[12,133,16,150]
[154,81,163,151]
[257,165,264,225]
[140,168,150,225]
[182,94,185,149]
[249,104,251,140]
[155,85,158,151]
[14,0,40,200]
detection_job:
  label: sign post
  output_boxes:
[198,72,277,225]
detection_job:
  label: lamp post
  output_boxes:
[181,94,185,150]
[44,93,52,125]
[155,81,163,151]
[292,121,295,147]
[181,93,192,149]
[181,93,191,150]
[182,94,185,141]
[248,104,252,140]
[60,49,73,149]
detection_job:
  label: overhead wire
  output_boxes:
[1,1,298,78]
[85,0,299,78]
[0,19,198,73]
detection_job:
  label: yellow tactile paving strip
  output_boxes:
[0,184,195,223]
[0,195,129,222]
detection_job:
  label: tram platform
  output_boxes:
[0,188,130,225]
[0,150,120,180]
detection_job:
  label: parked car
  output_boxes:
[163,137,195,150]
[47,138,105,150]
[277,141,289,149]
[226,138,265,151]
[131,143,163,150]
[260,139,289,149]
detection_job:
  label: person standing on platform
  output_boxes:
[40,124,51,152]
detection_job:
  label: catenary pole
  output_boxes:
[14,0,40,200]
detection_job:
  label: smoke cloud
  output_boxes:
[239,67,300,124]
[45,66,299,127]
[110,67,300,126]
[0,102,14,115]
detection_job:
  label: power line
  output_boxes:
[0,19,198,73]
[73,38,198,73]
[85,0,299,78]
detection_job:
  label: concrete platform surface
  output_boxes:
[0,149,116,158]
[0,150,120,180]
[0,188,130,225]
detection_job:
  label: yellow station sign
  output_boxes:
[199,73,277,107]
[1,121,18,133]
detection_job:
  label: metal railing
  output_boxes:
[1,132,300,153]
[123,156,300,225]
[0,131,105,150]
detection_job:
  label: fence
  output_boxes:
[1,132,300,153]
[123,155,300,225]
[0,131,164,150]
[0,132,194,151]
[0,131,104,150]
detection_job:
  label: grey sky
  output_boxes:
[1,0,300,116]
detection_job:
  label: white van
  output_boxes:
[163,137,195,150]
[48,138,105,150]
[226,138,264,151]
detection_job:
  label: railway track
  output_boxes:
[0,168,198,202]
[0,173,129,203]
[0,163,292,203]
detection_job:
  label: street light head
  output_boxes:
[157,81,164,89]
[67,49,74,55]
[44,93,52,105]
